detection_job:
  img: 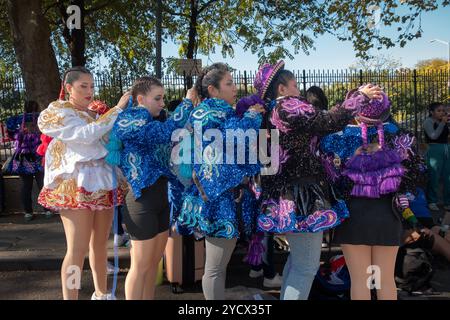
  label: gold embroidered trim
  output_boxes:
[96,107,120,126]
[49,140,66,170]
[38,109,65,130]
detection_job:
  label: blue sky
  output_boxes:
[162,6,450,71]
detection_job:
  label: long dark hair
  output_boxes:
[306,86,328,110]
[265,69,296,101]
[59,66,93,100]
[428,102,443,117]
[194,63,230,100]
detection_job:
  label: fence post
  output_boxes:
[244,71,248,96]
[302,70,307,96]
[183,71,187,95]
[359,69,363,86]
[413,69,418,144]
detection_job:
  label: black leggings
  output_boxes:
[20,172,44,213]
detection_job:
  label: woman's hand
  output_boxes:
[405,230,421,244]
[248,103,266,114]
[359,84,383,100]
[116,91,132,110]
[186,87,199,106]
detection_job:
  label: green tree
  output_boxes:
[43,0,158,72]
[2,0,450,111]
[161,0,450,65]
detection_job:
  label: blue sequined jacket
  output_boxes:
[175,98,263,239]
[113,99,194,199]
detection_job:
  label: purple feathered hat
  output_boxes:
[345,89,392,151]
[236,94,265,118]
[346,89,391,125]
[254,60,285,100]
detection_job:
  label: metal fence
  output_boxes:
[1,69,449,161]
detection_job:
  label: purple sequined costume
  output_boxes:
[256,92,370,234]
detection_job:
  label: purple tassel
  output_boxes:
[344,147,406,197]
[345,164,405,184]
[361,122,368,149]
[244,234,266,266]
[379,176,402,194]
[377,123,385,149]
[344,150,402,173]
[350,184,380,198]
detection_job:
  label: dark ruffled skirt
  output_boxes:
[257,182,349,233]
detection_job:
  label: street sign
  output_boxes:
[176,59,202,76]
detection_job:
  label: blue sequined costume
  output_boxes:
[175,98,262,239]
[257,93,371,234]
[112,99,194,199]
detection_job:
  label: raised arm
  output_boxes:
[38,102,122,145]
[423,117,447,140]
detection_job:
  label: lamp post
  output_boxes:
[430,39,450,101]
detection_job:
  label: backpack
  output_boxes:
[395,246,434,293]
[309,254,351,300]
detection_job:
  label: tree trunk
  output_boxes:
[155,0,162,78]
[6,0,61,110]
[185,0,198,88]
[69,0,86,66]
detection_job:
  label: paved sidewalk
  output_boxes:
[0,213,130,271]
[1,212,449,300]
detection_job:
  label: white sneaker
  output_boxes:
[249,269,264,278]
[263,273,283,288]
[106,261,120,275]
[44,211,54,219]
[24,213,34,222]
[428,203,440,211]
[114,233,130,247]
[91,292,116,300]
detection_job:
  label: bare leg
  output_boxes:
[341,244,372,300]
[372,246,399,300]
[89,209,114,297]
[60,210,94,300]
[125,231,169,300]
[142,230,169,300]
